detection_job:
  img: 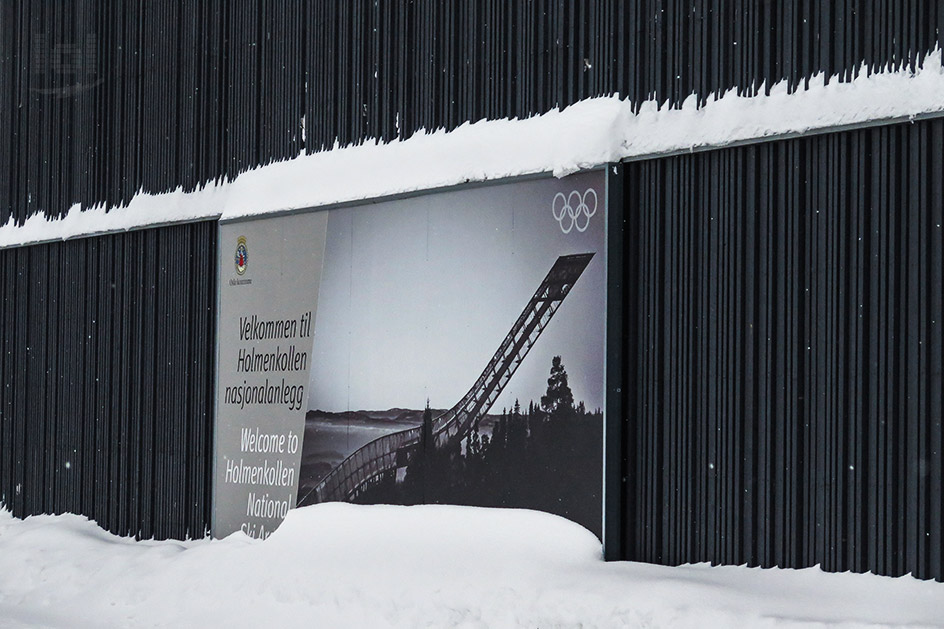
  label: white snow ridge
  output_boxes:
[3,50,944,248]
[0,504,942,628]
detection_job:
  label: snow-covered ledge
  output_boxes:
[4,50,944,248]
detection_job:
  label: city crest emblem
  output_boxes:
[234,236,249,275]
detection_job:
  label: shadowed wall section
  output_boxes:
[0,221,216,539]
[622,118,944,581]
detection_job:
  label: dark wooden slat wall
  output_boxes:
[623,118,944,581]
[1,0,943,557]
[1,1,943,225]
[0,221,217,540]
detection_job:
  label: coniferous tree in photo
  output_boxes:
[420,399,433,447]
[404,400,435,503]
[541,355,575,417]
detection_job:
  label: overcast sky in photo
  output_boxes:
[308,171,606,414]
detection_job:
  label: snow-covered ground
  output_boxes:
[0,504,940,628]
[4,50,944,248]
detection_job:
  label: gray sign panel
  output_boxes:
[213,212,328,538]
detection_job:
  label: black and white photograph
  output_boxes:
[296,172,606,536]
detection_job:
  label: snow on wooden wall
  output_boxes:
[1,0,943,226]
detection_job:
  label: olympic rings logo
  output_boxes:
[552,188,598,234]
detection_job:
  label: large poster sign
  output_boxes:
[214,171,605,539]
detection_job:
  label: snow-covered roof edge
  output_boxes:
[4,50,944,248]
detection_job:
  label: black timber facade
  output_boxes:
[614,119,944,581]
[0,1,941,580]
[0,221,216,540]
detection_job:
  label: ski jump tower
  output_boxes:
[299,252,594,506]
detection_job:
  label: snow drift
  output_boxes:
[0,503,941,628]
